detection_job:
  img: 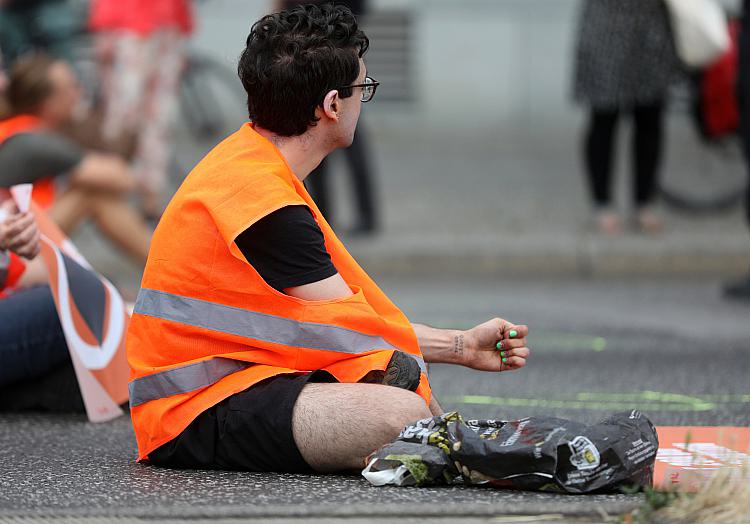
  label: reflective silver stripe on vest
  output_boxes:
[129,288,427,405]
[129,357,251,407]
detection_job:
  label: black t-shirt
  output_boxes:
[0,132,84,186]
[235,205,338,292]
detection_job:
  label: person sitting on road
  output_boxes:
[0,195,83,412]
[127,4,531,473]
[0,53,152,263]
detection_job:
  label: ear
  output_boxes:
[321,89,340,122]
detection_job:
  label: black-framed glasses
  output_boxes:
[340,76,380,103]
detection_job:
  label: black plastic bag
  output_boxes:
[362,410,658,493]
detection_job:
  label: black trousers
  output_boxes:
[584,102,665,208]
[306,127,377,229]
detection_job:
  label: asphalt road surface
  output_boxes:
[1,277,748,523]
[388,277,750,427]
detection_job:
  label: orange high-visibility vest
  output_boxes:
[0,114,58,209]
[128,123,431,461]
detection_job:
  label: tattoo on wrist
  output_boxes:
[453,333,464,358]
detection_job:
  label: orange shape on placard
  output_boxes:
[654,426,750,492]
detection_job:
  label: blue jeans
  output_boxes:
[0,285,69,387]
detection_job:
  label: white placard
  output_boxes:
[10,184,33,213]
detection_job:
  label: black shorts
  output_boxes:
[148,370,335,472]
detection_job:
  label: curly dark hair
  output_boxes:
[238,3,369,137]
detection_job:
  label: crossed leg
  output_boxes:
[292,383,433,472]
[49,186,152,263]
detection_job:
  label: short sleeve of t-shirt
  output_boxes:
[234,205,338,291]
[0,132,84,187]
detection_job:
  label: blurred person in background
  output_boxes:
[0,54,152,263]
[0,0,78,66]
[89,0,194,220]
[0,48,8,116]
[0,196,83,412]
[726,0,750,300]
[276,0,378,235]
[574,0,680,234]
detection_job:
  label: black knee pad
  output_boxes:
[383,351,421,392]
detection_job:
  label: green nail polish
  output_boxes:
[502,357,508,363]
[496,341,503,350]
[509,330,518,338]
[500,351,506,358]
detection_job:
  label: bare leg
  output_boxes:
[88,193,152,263]
[292,383,432,472]
[429,393,444,416]
[48,186,97,234]
[49,187,151,263]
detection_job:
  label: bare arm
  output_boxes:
[283,278,529,409]
[284,273,353,301]
[411,323,463,365]
[285,280,447,415]
[412,319,530,372]
[412,320,530,416]
[70,153,135,193]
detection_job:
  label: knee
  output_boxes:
[88,189,124,211]
[106,161,137,194]
[119,163,138,192]
[383,389,431,436]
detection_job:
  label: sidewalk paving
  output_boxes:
[343,117,750,278]
[76,115,750,289]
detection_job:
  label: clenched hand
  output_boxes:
[0,200,40,260]
[457,317,530,372]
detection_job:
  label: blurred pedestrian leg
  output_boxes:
[102,30,184,215]
[282,0,378,234]
[306,126,378,234]
[585,108,621,234]
[90,0,193,219]
[724,0,750,301]
[632,102,665,233]
[584,102,665,234]
[574,0,679,234]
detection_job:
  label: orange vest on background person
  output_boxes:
[0,250,27,297]
[0,114,58,209]
[128,123,432,461]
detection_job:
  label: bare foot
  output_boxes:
[594,211,621,235]
[635,209,664,234]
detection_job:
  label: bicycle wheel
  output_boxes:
[658,137,747,214]
[178,52,248,144]
[171,52,249,190]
